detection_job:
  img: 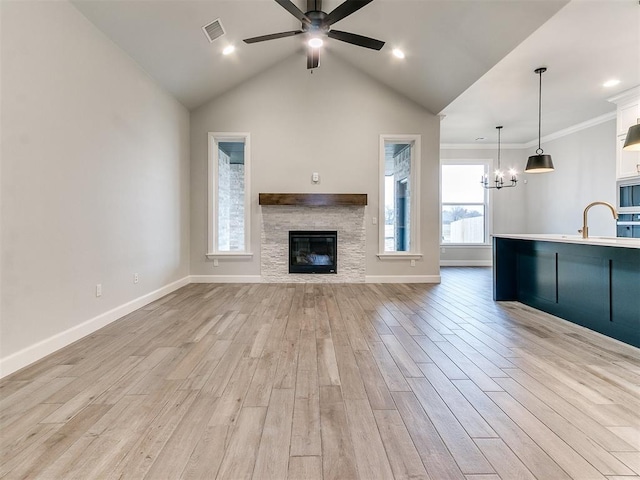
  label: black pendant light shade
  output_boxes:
[525,67,554,173]
[525,153,554,172]
[623,122,640,151]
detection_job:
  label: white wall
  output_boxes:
[190,54,440,280]
[523,120,616,236]
[439,120,617,264]
[439,147,528,264]
[1,1,190,376]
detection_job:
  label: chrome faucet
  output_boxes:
[579,201,618,239]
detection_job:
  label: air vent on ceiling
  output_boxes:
[202,18,225,43]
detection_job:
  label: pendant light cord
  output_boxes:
[535,67,546,155]
[497,126,502,169]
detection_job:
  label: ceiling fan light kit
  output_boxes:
[243,0,385,69]
[308,37,323,48]
[525,67,555,173]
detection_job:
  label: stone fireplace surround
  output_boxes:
[259,194,366,283]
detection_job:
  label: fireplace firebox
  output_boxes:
[289,231,337,274]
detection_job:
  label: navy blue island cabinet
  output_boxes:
[493,235,640,348]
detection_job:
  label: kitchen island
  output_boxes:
[493,234,640,348]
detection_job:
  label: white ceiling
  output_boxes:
[441,0,640,145]
[71,0,639,145]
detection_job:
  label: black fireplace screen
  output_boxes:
[289,231,337,274]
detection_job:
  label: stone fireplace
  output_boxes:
[259,194,366,283]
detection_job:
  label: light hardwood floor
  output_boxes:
[1,267,639,479]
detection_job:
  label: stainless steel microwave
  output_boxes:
[617,178,640,213]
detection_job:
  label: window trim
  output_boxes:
[207,132,252,257]
[440,159,492,247]
[378,134,421,258]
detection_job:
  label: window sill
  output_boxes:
[206,252,254,260]
[377,253,423,260]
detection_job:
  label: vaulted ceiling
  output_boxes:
[72,0,639,145]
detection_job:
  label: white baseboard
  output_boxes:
[1,270,454,377]
[0,276,190,379]
[365,275,441,284]
[190,275,263,283]
[440,260,492,267]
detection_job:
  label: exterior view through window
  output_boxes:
[384,142,412,252]
[441,164,487,244]
[217,141,245,251]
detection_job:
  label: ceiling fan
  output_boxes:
[243,0,385,69]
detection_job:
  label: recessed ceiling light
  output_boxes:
[603,79,621,88]
[222,45,235,55]
[308,37,323,49]
[392,49,405,59]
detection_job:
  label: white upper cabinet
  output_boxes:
[609,86,640,180]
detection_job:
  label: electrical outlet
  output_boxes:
[213,259,219,267]
[312,172,319,183]
[134,273,139,284]
[410,259,416,267]
[96,284,102,297]
[372,217,377,225]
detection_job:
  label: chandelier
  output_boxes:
[481,126,518,190]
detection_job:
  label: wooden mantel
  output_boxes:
[259,193,367,206]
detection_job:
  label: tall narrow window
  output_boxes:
[379,135,421,256]
[441,162,489,245]
[208,133,252,257]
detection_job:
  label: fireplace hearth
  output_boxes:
[289,231,337,274]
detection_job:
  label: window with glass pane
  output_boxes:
[208,133,250,256]
[441,164,487,244]
[217,141,245,251]
[384,142,412,252]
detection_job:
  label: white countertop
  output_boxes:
[493,234,640,249]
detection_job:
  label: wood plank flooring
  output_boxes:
[1,267,639,479]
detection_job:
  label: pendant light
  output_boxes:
[525,67,554,173]
[481,126,517,189]
[623,119,640,151]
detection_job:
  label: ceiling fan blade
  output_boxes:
[327,30,384,50]
[307,48,319,69]
[275,0,311,24]
[323,0,374,26]
[243,30,304,44]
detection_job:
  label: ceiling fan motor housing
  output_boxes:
[303,10,329,34]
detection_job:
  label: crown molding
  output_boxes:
[442,111,616,151]
[440,143,524,150]
[522,111,616,148]
[607,85,640,105]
